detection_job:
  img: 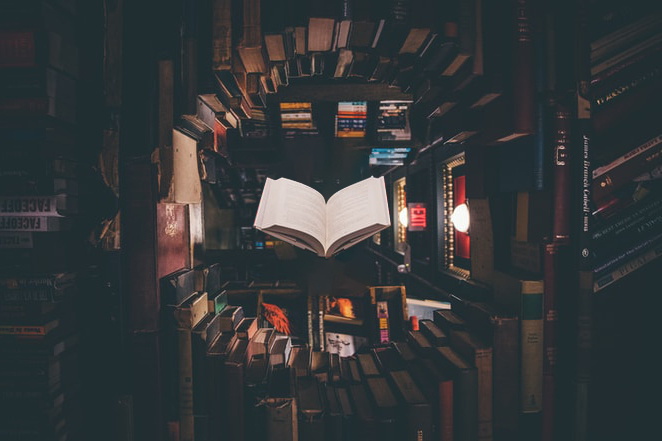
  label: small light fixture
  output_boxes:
[399,207,408,228]
[451,201,470,233]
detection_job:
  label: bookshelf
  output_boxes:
[1,1,657,440]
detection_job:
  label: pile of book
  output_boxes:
[0,2,89,439]
[335,101,368,138]
[279,101,317,138]
[588,7,662,292]
[375,100,412,141]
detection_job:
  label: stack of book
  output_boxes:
[375,100,412,142]
[588,7,662,292]
[335,101,367,138]
[279,102,317,137]
[0,3,92,439]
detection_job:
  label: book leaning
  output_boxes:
[254,176,390,258]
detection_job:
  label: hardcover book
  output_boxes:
[254,176,390,258]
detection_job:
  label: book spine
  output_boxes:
[0,324,53,337]
[552,101,572,243]
[592,65,661,110]
[457,367,479,441]
[591,135,662,203]
[0,195,71,217]
[542,241,560,441]
[592,241,662,291]
[0,215,71,232]
[177,327,195,441]
[439,379,454,441]
[475,348,494,441]
[513,0,535,135]
[491,315,519,439]
[575,270,593,441]
[0,287,67,303]
[591,75,662,134]
[520,281,543,414]
[592,230,662,275]
[592,205,662,260]
[592,192,662,240]
[130,331,165,441]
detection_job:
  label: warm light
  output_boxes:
[451,202,470,233]
[399,207,408,227]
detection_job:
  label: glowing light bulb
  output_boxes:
[399,207,408,228]
[451,202,470,233]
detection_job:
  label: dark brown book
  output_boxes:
[388,369,433,441]
[265,397,298,441]
[288,345,311,377]
[222,287,259,317]
[433,309,468,333]
[357,352,381,378]
[433,346,478,441]
[206,332,236,441]
[236,317,258,340]
[311,350,330,383]
[130,331,164,441]
[460,301,519,439]
[349,383,378,441]
[211,0,233,71]
[419,319,449,346]
[123,159,159,333]
[408,357,454,441]
[448,329,493,441]
[365,376,398,441]
[323,383,342,441]
[218,305,244,332]
[541,241,564,441]
[222,338,249,441]
[297,376,325,440]
[371,345,408,373]
[406,329,435,357]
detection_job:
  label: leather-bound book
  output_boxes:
[206,332,236,441]
[419,319,449,346]
[433,346,478,441]
[389,369,433,441]
[297,376,325,441]
[366,376,399,441]
[349,382,378,441]
[552,100,572,243]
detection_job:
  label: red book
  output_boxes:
[552,101,572,243]
[156,202,190,280]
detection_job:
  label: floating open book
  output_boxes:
[254,176,391,258]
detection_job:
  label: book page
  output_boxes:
[325,176,390,253]
[255,178,327,246]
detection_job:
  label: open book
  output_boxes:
[254,176,390,258]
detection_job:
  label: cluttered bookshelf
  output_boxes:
[1,0,660,441]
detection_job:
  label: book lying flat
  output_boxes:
[254,176,390,258]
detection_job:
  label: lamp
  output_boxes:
[398,206,408,228]
[450,201,470,234]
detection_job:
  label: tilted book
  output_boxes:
[253,176,390,258]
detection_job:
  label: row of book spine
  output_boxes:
[0,2,92,441]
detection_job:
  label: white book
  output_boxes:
[254,176,390,258]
